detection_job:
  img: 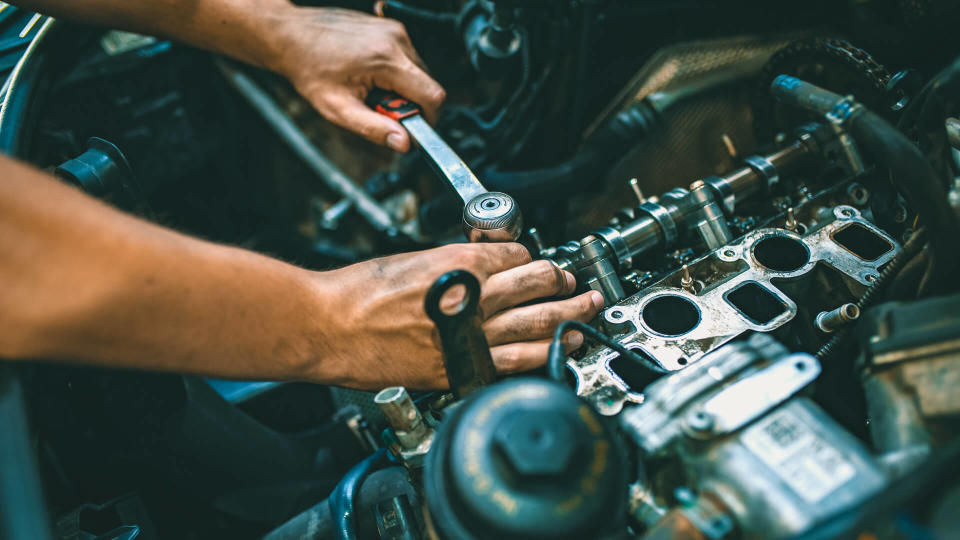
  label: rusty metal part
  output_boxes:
[424,270,497,398]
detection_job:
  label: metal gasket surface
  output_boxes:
[568,206,899,415]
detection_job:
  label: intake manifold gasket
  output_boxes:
[568,205,899,416]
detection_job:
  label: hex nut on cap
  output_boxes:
[492,410,578,478]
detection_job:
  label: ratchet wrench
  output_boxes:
[367,88,522,242]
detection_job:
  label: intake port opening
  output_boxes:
[641,295,701,336]
[831,222,894,261]
[608,349,665,391]
[752,235,810,272]
[725,281,789,326]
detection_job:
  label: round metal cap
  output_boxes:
[463,192,523,242]
[424,378,627,539]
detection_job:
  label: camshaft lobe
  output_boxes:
[551,136,813,304]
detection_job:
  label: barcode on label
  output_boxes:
[742,408,857,503]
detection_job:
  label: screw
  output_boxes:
[721,133,737,158]
[629,177,646,205]
[680,265,695,293]
[685,410,714,433]
[785,207,798,231]
[893,204,909,223]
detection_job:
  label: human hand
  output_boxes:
[270,7,445,152]
[311,243,604,390]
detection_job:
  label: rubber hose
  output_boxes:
[771,76,959,284]
[329,449,388,540]
[898,55,960,132]
[548,320,667,385]
[847,110,960,284]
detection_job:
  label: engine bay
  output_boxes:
[3,1,960,539]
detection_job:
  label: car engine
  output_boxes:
[2,1,960,539]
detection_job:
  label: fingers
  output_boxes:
[376,60,446,123]
[484,291,604,346]
[481,259,576,316]
[447,243,531,279]
[312,90,411,152]
[490,331,585,375]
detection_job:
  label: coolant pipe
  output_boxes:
[329,448,388,540]
[771,75,960,288]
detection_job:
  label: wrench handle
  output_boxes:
[366,88,422,121]
[425,270,497,397]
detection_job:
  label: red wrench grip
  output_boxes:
[366,88,422,121]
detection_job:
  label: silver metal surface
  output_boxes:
[569,205,900,415]
[402,115,522,242]
[579,236,626,303]
[462,191,523,242]
[374,386,435,467]
[696,399,885,538]
[688,183,733,249]
[697,353,820,435]
[402,115,488,204]
[743,154,779,190]
[636,201,679,247]
[815,303,860,333]
[704,175,736,213]
[624,336,886,538]
[595,226,632,268]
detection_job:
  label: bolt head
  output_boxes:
[685,410,714,432]
[493,411,578,478]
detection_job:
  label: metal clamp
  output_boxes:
[825,95,865,129]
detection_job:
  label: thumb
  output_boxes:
[309,89,411,152]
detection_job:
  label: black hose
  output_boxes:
[898,55,960,133]
[548,320,668,385]
[847,112,959,282]
[771,76,960,288]
[329,448,388,540]
[815,228,928,361]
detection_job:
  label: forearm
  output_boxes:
[12,0,294,69]
[0,156,332,381]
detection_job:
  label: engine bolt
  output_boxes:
[629,177,646,205]
[680,265,696,293]
[685,410,714,434]
[785,207,798,231]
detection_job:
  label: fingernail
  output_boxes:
[564,271,576,292]
[568,332,584,348]
[590,291,605,310]
[386,132,405,152]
